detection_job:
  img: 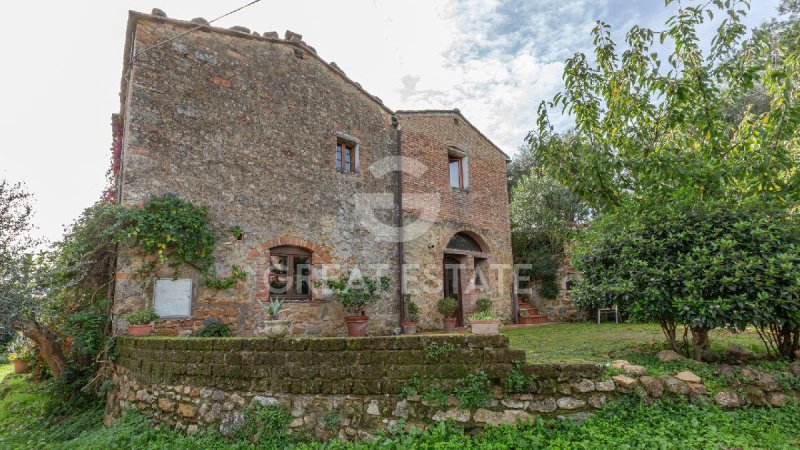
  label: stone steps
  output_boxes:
[517,301,549,325]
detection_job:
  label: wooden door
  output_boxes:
[443,256,465,326]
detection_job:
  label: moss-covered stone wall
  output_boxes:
[106,335,796,441]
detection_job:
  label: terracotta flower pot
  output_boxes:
[13,359,29,374]
[470,319,499,335]
[401,321,417,335]
[127,324,154,337]
[344,315,369,337]
[262,320,291,337]
[442,317,457,332]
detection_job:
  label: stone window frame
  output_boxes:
[447,146,469,191]
[268,245,313,300]
[334,132,360,175]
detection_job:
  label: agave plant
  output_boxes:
[257,297,286,320]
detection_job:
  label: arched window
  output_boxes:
[269,246,311,299]
[446,232,483,252]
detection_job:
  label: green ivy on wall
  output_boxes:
[117,194,245,289]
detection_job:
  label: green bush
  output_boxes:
[436,297,458,317]
[424,341,457,359]
[471,311,494,321]
[572,200,800,360]
[538,278,559,299]
[475,298,492,313]
[454,371,492,408]
[406,300,420,322]
[194,318,232,337]
[314,272,390,315]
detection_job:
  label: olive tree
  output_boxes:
[0,180,68,376]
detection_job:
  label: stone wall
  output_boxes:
[106,335,608,439]
[114,13,402,336]
[112,12,516,338]
[106,336,798,441]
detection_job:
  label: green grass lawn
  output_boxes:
[504,322,765,363]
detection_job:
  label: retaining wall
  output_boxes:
[105,335,797,441]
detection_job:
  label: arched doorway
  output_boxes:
[443,232,489,327]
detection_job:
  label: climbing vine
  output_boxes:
[117,194,245,289]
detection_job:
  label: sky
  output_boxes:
[0,0,783,243]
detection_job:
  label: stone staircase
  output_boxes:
[517,298,549,325]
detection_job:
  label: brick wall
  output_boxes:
[397,112,513,328]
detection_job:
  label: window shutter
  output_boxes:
[462,156,469,188]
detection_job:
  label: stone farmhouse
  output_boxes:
[111,10,513,336]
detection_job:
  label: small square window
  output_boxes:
[336,139,357,173]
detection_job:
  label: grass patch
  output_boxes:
[503,323,764,363]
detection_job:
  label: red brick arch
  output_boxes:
[442,227,493,255]
[247,238,333,301]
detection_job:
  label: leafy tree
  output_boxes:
[535,0,800,358]
[572,199,800,360]
[534,0,799,211]
[0,180,68,377]
[510,170,589,297]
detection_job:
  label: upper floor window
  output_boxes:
[268,246,311,300]
[448,147,469,190]
[449,156,463,188]
[337,140,356,173]
[335,132,360,174]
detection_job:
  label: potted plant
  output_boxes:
[123,309,160,336]
[470,298,499,335]
[9,353,29,374]
[315,272,390,337]
[437,297,458,332]
[401,299,420,335]
[7,336,35,374]
[256,297,292,337]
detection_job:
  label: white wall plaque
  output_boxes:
[153,278,193,318]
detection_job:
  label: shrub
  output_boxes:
[6,335,37,363]
[122,310,159,325]
[471,311,494,321]
[538,278,559,299]
[455,371,492,408]
[194,318,232,337]
[502,361,530,394]
[249,403,293,447]
[475,298,492,314]
[436,297,458,318]
[406,300,420,323]
[425,341,457,359]
[314,272,390,315]
[572,200,800,361]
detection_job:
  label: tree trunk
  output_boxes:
[658,318,679,353]
[690,327,710,361]
[13,318,66,378]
